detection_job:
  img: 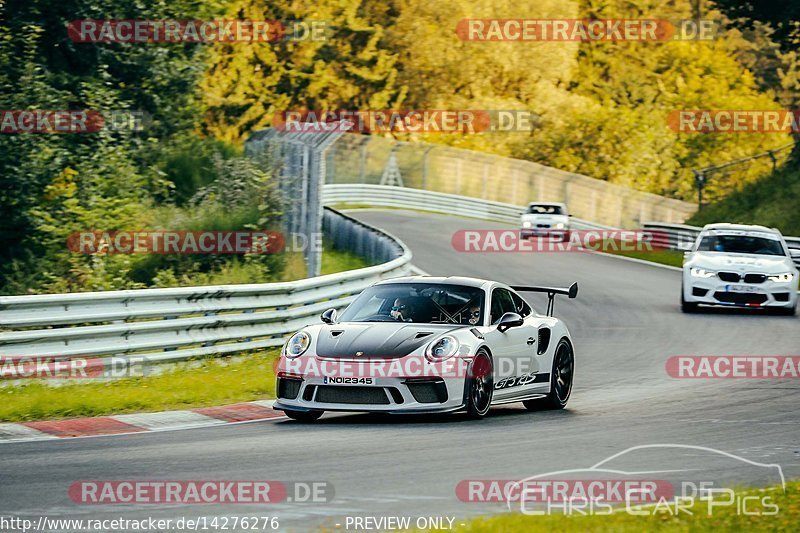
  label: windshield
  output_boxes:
[696,234,786,256]
[527,204,563,215]
[338,283,485,325]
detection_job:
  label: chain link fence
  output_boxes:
[691,141,796,207]
[245,127,348,277]
[326,135,697,227]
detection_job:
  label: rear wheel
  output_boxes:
[466,350,494,418]
[524,338,573,411]
[284,409,323,422]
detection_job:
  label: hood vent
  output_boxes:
[330,330,344,337]
[414,332,434,339]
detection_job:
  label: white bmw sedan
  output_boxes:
[681,223,799,315]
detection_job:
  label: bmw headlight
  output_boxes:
[425,335,459,361]
[522,221,532,228]
[690,267,716,278]
[768,272,794,283]
[284,331,311,358]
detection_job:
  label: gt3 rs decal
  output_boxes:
[494,372,549,390]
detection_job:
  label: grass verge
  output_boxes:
[457,480,798,532]
[688,162,800,237]
[0,350,279,422]
[601,248,685,268]
[280,246,370,281]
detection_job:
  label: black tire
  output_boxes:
[284,409,323,422]
[524,338,574,411]
[681,291,698,313]
[466,349,494,419]
[774,304,797,316]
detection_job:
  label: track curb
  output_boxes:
[0,399,284,443]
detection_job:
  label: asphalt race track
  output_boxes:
[2,210,799,531]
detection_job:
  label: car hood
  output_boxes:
[315,322,463,359]
[687,252,794,273]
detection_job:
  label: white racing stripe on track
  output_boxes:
[112,410,226,431]
[0,423,58,441]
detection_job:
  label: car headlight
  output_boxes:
[768,272,794,283]
[425,335,459,361]
[522,221,532,228]
[690,267,716,278]
[553,223,565,229]
[284,331,311,358]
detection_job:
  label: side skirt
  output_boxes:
[491,393,548,406]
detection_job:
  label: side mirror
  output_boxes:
[321,308,337,324]
[497,312,524,332]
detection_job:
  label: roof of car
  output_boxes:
[527,202,567,207]
[702,223,780,234]
[374,275,494,289]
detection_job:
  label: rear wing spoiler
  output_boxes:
[510,282,578,317]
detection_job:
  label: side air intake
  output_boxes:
[537,327,551,355]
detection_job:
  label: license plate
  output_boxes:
[725,284,760,293]
[323,376,373,385]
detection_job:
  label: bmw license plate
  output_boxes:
[725,284,760,293]
[323,376,373,385]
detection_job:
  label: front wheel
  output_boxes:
[466,350,494,418]
[284,409,323,422]
[772,304,797,316]
[681,290,698,313]
[524,338,574,411]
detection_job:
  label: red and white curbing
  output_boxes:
[0,400,285,443]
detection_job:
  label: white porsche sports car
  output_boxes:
[273,276,578,421]
[681,223,799,315]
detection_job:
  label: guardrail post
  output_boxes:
[482,162,489,199]
[359,139,368,183]
[422,145,433,190]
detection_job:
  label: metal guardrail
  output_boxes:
[643,222,800,267]
[0,208,412,376]
[322,184,614,230]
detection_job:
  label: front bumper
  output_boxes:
[520,228,569,239]
[683,274,797,308]
[273,358,471,414]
